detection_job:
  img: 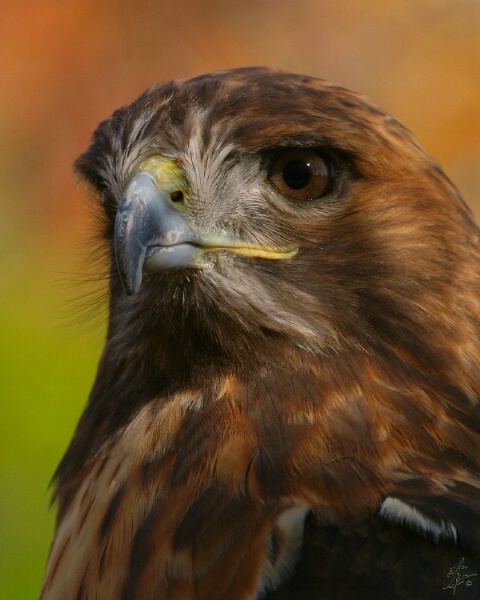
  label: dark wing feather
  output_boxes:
[268,513,479,600]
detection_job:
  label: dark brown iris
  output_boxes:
[268,149,333,201]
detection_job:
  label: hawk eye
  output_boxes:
[268,149,333,201]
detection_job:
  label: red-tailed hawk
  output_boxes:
[40,68,480,599]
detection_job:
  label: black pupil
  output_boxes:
[283,160,312,190]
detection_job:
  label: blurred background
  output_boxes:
[1,0,479,596]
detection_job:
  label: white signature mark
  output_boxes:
[443,558,477,595]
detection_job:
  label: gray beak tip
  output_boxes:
[113,172,195,295]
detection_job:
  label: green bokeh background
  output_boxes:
[1,265,103,596]
[1,1,479,597]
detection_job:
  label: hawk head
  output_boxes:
[76,67,478,381]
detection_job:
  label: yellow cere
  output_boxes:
[135,155,298,261]
[136,155,189,201]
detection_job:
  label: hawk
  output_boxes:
[40,68,480,599]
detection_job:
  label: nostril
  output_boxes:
[170,190,184,203]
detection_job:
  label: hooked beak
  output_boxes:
[114,172,200,295]
[114,159,298,296]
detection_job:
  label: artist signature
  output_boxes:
[443,558,477,595]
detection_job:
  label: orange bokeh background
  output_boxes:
[1,1,479,597]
